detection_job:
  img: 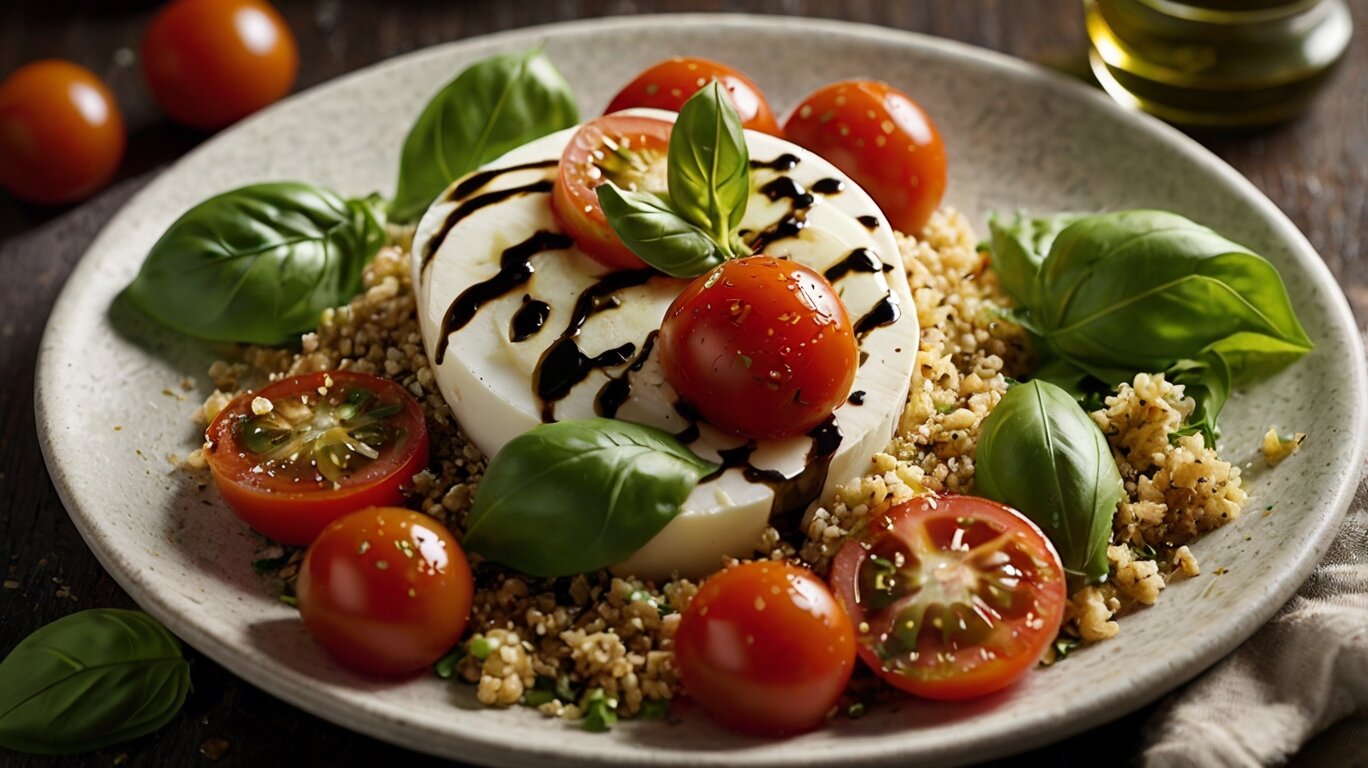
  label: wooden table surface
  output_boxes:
[1,1,1363,766]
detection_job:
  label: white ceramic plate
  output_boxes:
[35,14,1368,767]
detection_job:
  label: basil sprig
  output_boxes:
[391,49,579,223]
[975,380,1124,586]
[462,418,719,577]
[125,182,386,345]
[597,82,750,277]
[987,209,1313,444]
[0,609,190,755]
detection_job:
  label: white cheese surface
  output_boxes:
[412,110,919,579]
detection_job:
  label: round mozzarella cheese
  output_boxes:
[412,110,918,579]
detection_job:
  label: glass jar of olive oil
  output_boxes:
[1085,0,1352,127]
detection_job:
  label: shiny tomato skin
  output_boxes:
[658,255,857,439]
[204,371,429,546]
[605,57,782,135]
[297,507,473,676]
[783,80,947,235]
[830,494,1067,701]
[675,561,856,736]
[141,0,299,130]
[551,115,673,270]
[0,60,124,205]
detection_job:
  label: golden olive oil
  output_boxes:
[1085,0,1352,127]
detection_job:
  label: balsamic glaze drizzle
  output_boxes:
[706,416,844,538]
[750,153,800,171]
[509,294,550,343]
[434,230,574,365]
[533,269,658,422]
[760,176,814,209]
[856,215,880,230]
[854,293,902,339]
[847,390,866,405]
[811,177,844,195]
[750,213,806,252]
[823,248,892,283]
[423,179,554,269]
[594,330,658,419]
[449,159,560,202]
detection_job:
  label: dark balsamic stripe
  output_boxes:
[823,248,891,283]
[509,294,550,343]
[750,153,800,171]
[594,330,658,419]
[422,179,554,269]
[811,177,844,195]
[449,159,559,202]
[854,293,902,339]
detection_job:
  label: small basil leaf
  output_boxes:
[0,609,190,755]
[986,211,1084,309]
[1166,350,1232,447]
[463,418,719,577]
[597,184,728,278]
[391,49,579,223]
[1035,210,1312,384]
[976,380,1124,585]
[667,81,749,248]
[124,182,386,345]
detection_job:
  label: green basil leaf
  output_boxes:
[124,182,385,345]
[1035,210,1312,384]
[1166,350,1232,447]
[975,380,1124,585]
[390,49,579,223]
[463,418,719,577]
[597,184,728,278]
[667,81,749,248]
[986,211,1084,309]
[0,609,190,755]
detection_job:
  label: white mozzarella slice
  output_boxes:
[413,109,918,580]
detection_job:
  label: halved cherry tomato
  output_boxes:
[675,561,856,736]
[297,507,473,676]
[141,0,299,130]
[0,60,124,205]
[830,494,1066,701]
[658,255,857,439]
[551,115,673,270]
[783,80,947,235]
[204,371,429,546]
[605,57,782,135]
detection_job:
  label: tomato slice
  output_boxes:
[204,371,429,545]
[297,507,473,676]
[783,80,947,235]
[658,255,858,439]
[605,57,782,135]
[550,115,673,270]
[829,494,1066,700]
[675,561,856,735]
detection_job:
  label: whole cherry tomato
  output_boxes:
[0,60,124,205]
[297,507,473,676]
[142,0,299,130]
[784,80,947,235]
[658,255,857,439]
[204,371,430,546]
[675,561,856,735]
[829,494,1067,700]
[605,57,782,135]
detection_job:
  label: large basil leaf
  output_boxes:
[986,211,1083,310]
[975,380,1123,585]
[390,50,579,223]
[667,81,749,249]
[463,418,719,577]
[1035,210,1312,384]
[596,185,728,278]
[0,609,189,755]
[125,182,385,345]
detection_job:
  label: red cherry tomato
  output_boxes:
[605,57,782,135]
[783,80,947,235]
[0,60,124,205]
[204,371,430,546]
[675,561,856,736]
[551,115,673,271]
[658,255,857,439]
[142,0,299,130]
[297,507,473,676]
[829,494,1067,701]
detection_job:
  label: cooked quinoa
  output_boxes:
[189,208,1254,722]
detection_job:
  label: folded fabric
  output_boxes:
[1143,478,1368,768]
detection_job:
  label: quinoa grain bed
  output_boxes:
[189,209,1250,722]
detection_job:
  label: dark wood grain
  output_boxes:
[1,1,1364,766]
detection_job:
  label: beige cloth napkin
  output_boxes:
[1143,473,1368,767]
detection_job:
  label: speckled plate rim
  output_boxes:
[35,13,1368,768]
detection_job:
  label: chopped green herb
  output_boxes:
[468,634,497,661]
[277,594,298,607]
[555,674,577,703]
[847,701,867,719]
[434,646,466,679]
[522,677,559,707]
[934,402,955,415]
[1129,543,1158,561]
[1045,636,1081,665]
[628,590,676,617]
[581,688,618,732]
[639,699,670,720]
